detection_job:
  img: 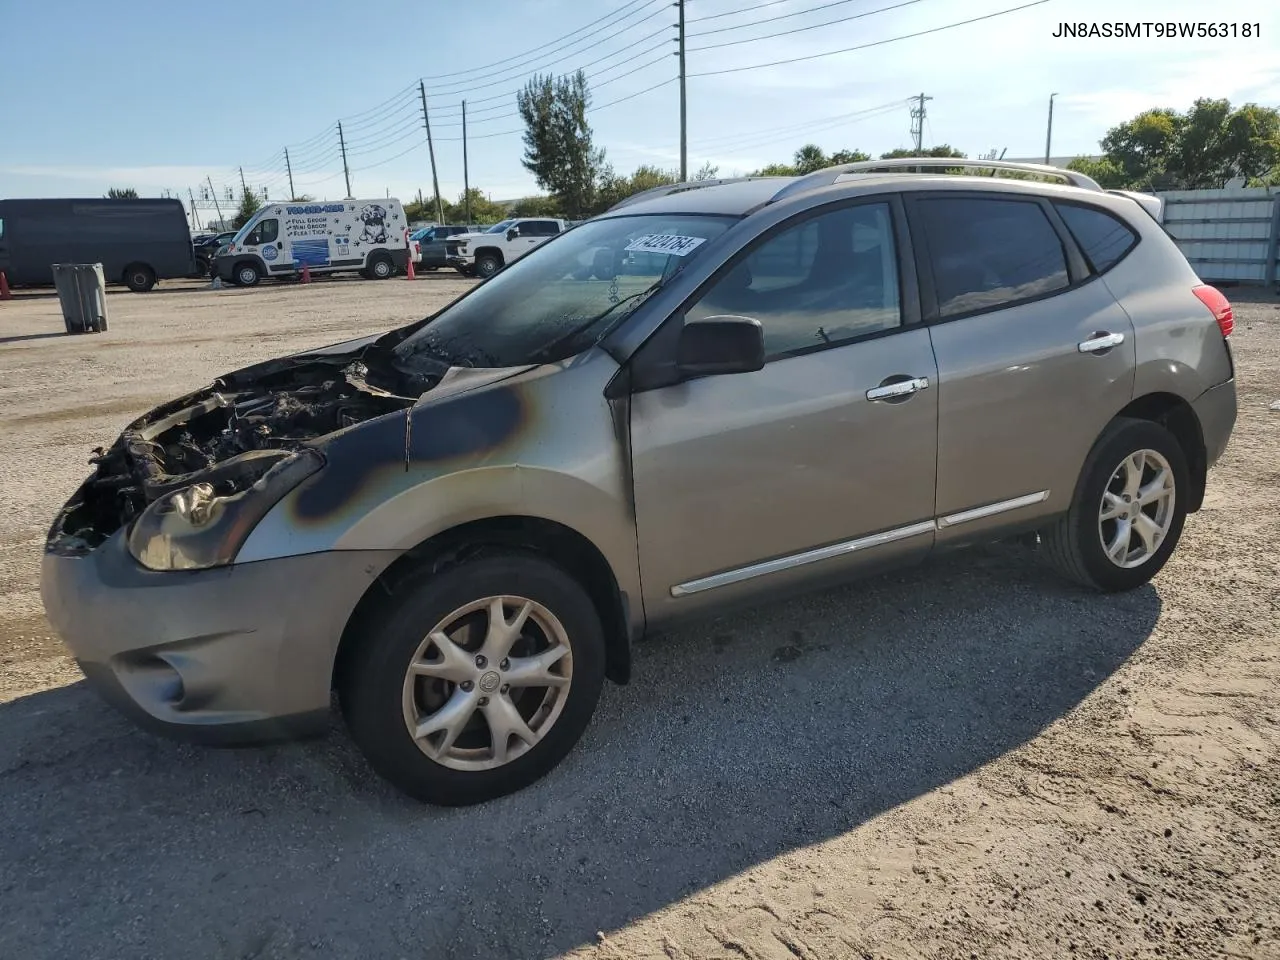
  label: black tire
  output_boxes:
[124,264,156,293]
[340,553,606,805]
[367,254,394,280]
[194,256,211,278]
[235,261,262,287]
[475,253,502,278]
[1041,417,1190,592]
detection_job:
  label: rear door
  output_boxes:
[908,192,1136,542]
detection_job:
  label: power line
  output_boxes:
[689,1,1052,76]
[689,0,931,52]
[689,0,908,37]
[687,0,793,23]
[694,99,910,150]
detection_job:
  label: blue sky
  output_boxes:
[1,0,1276,216]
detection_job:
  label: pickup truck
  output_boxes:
[445,218,569,278]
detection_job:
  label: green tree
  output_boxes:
[105,186,138,198]
[443,189,508,225]
[793,144,828,174]
[510,195,564,217]
[692,162,720,180]
[517,69,605,217]
[231,189,262,229]
[879,145,966,159]
[1098,108,1182,188]
[752,162,798,176]
[593,164,678,214]
[829,149,871,165]
[1066,156,1127,189]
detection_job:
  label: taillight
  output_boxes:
[1192,284,1233,338]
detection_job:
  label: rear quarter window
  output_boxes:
[1054,202,1138,274]
[915,197,1070,318]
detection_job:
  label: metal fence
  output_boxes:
[1157,186,1280,286]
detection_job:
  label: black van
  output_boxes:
[0,198,195,292]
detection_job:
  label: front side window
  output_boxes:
[242,218,279,246]
[685,202,902,359]
[392,213,737,369]
[0,218,5,240]
[916,197,1069,318]
[485,219,516,234]
[1054,202,1137,274]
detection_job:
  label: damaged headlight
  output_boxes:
[127,449,323,571]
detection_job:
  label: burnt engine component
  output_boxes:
[51,362,417,551]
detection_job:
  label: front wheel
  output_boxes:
[1040,418,1189,592]
[474,254,501,278]
[235,262,262,287]
[340,554,606,805]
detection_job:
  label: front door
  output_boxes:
[630,199,939,620]
[907,194,1137,542]
[244,217,289,273]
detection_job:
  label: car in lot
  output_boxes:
[410,224,478,269]
[445,217,569,277]
[41,160,1236,806]
[193,231,236,276]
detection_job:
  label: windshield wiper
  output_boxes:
[527,280,664,365]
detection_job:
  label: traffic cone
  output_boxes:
[0,271,10,300]
[405,258,416,281]
[301,264,311,284]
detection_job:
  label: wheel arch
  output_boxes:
[1114,392,1207,512]
[472,245,505,266]
[333,515,632,694]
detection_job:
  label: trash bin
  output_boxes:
[51,263,109,334]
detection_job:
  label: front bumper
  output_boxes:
[1192,377,1237,468]
[41,532,399,743]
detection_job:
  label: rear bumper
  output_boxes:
[1193,378,1237,468]
[41,532,399,744]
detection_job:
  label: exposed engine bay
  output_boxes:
[50,357,420,552]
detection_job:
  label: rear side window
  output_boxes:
[916,197,1069,318]
[1054,203,1138,274]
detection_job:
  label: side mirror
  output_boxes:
[506,227,519,241]
[677,315,765,377]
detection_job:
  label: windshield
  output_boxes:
[392,213,737,369]
[484,219,516,234]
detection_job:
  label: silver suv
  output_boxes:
[42,160,1237,805]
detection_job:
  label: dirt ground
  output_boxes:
[0,277,1277,960]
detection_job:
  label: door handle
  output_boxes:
[866,376,930,402]
[1078,331,1125,353]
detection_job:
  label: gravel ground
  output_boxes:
[0,278,1277,960]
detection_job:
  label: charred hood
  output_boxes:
[50,346,427,552]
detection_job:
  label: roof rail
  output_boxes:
[605,177,772,213]
[769,158,1104,203]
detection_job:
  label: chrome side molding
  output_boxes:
[670,490,1050,597]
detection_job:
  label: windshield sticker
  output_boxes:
[625,234,706,256]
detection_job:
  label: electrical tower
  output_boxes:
[909,93,933,152]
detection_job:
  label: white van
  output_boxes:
[212,199,410,286]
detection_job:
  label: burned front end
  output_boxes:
[47,355,417,570]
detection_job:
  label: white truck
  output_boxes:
[445,217,569,278]
[213,199,410,286]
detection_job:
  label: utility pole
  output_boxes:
[675,0,687,181]
[1044,93,1058,165]
[419,81,445,223]
[462,100,471,224]
[238,166,248,198]
[188,188,202,231]
[338,122,352,198]
[207,175,225,228]
[284,148,296,200]
[910,93,933,153]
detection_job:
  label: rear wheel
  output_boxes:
[367,254,394,280]
[124,264,156,292]
[1041,418,1189,591]
[340,554,606,805]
